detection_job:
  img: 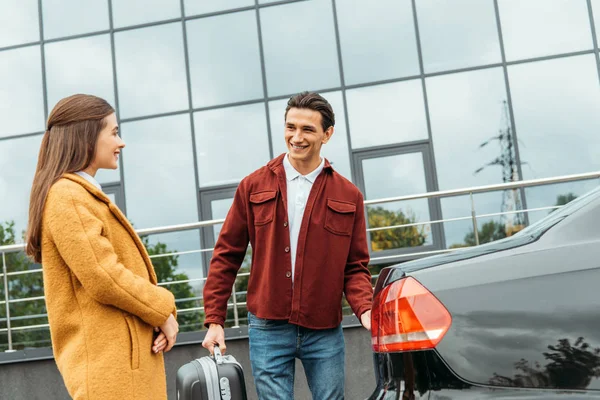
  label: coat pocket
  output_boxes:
[324,199,356,236]
[249,190,277,226]
[124,316,140,370]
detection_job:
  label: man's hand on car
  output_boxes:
[361,309,372,331]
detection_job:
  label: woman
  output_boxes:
[26,94,178,400]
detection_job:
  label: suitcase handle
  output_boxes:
[213,344,224,365]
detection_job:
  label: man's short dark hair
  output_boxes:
[285,92,335,131]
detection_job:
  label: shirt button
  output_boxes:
[286,271,292,278]
[285,246,290,252]
[283,221,288,227]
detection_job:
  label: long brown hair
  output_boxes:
[26,94,115,262]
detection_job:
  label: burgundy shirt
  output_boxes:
[203,154,373,329]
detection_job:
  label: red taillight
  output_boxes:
[371,276,451,353]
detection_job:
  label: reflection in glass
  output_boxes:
[45,35,115,111]
[112,0,181,28]
[41,0,109,39]
[346,81,427,149]
[441,191,505,249]
[194,103,270,187]
[187,11,263,108]
[260,0,340,96]
[0,135,43,238]
[336,0,419,84]
[0,46,45,137]
[417,0,501,72]
[593,0,600,46]
[499,0,593,61]
[268,91,353,181]
[508,55,600,180]
[362,153,432,250]
[115,23,188,119]
[122,114,198,229]
[211,198,234,243]
[95,166,120,185]
[184,0,253,16]
[427,67,509,190]
[0,0,39,48]
[141,230,203,327]
[525,180,599,224]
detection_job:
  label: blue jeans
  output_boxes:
[247,312,345,400]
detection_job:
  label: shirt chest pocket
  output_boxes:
[249,190,277,225]
[324,199,356,236]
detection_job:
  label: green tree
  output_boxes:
[0,221,48,351]
[140,236,203,332]
[450,220,507,249]
[367,206,428,252]
[0,220,202,351]
[555,193,577,208]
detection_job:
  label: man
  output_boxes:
[202,92,373,399]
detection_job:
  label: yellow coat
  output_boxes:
[41,174,176,400]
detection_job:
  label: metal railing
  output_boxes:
[1,170,599,352]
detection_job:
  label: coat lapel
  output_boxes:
[62,173,158,284]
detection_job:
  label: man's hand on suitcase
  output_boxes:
[153,314,179,353]
[202,323,226,355]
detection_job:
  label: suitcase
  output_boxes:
[176,345,248,400]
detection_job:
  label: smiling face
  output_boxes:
[84,113,125,176]
[284,107,333,174]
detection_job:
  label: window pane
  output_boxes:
[184,0,253,16]
[336,0,419,84]
[0,135,43,238]
[45,35,115,113]
[187,11,263,108]
[115,23,188,119]
[427,67,510,190]
[95,164,121,184]
[194,103,270,187]
[211,198,234,242]
[508,55,600,179]
[112,0,181,28]
[593,0,600,47]
[499,0,593,61]
[0,0,39,47]
[417,0,501,73]
[268,91,352,181]
[0,46,45,137]
[260,0,340,96]
[42,0,109,39]
[122,114,198,228]
[525,180,600,224]
[441,191,511,248]
[143,230,204,301]
[363,153,432,250]
[346,80,428,149]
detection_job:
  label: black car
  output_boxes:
[368,186,600,399]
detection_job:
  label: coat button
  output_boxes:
[285,246,290,252]
[286,271,292,278]
[284,221,288,227]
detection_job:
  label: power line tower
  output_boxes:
[474,100,525,236]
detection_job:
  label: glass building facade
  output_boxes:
[2,0,600,345]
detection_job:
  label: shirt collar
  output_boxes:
[75,171,102,191]
[283,153,325,183]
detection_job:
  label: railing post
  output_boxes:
[2,251,15,352]
[470,192,480,246]
[231,280,239,328]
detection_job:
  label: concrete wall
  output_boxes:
[0,322,376,399]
